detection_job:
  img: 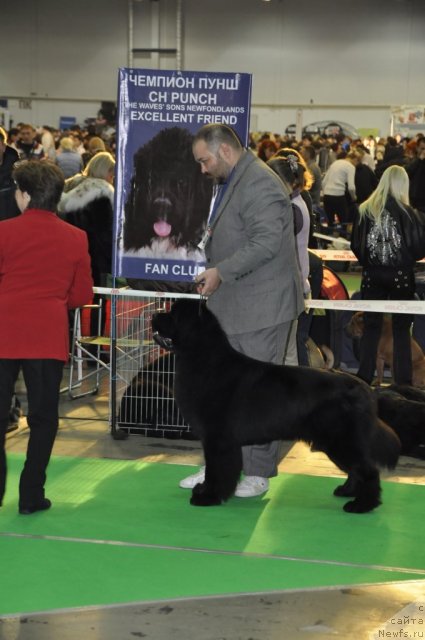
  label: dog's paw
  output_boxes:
[192,482,205,496]
[334,483,356,497]
[190,492,223,507]
[343,499,381,513]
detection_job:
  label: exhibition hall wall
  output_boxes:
[1,0,424,135]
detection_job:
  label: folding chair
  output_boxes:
[65,298,111,399]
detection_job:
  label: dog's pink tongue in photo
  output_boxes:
[154,220,172,237]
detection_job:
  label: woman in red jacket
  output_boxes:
[0,161,93,514]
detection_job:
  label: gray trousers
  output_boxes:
[228,320,295,478]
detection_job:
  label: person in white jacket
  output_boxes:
[322,151,360,230]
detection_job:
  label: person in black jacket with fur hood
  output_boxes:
[58,151,115,286]
[0,128,20,221]
[350,165,425,385]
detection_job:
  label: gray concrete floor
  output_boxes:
[3,367,425,640]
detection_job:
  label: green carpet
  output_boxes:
[0,454,423,616]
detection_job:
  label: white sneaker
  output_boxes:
[179,466,205,489]
[234,476,269,498]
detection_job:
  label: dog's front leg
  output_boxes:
[190,442,242,507]
[334,472,357,497]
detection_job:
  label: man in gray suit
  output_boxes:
[180,124,304,497]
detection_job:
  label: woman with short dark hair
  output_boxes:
[0,160,93,515]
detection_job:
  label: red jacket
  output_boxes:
[0,208,94,361]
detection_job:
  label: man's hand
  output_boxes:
[194,268,222,296]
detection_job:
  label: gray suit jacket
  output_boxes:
[205,149,304,334]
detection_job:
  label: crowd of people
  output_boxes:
[2,120,425,239]
[250,129,425,233]
[0,123,115,285]
[1,118,425,507]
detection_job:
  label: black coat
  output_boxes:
[406,158,425,211]
[0,145,20,220]
[355,164,378,204]
[58,177,114,286]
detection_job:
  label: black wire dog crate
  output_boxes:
[107,289,197,440]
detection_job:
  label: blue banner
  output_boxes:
[113,68,252,282]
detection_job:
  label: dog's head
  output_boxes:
[346,311,365,338]
[123,127,213,251]
[152,299,221,353]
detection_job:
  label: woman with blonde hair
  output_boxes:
[83,150,115,182]
[62,151,115,191]
[58,151,115,286]
[350,165,425,385]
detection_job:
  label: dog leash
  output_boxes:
[198,293,207,315]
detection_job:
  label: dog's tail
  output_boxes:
[371,418,401,469]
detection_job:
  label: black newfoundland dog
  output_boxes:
[152,300,401,513]
[123,127,213,257]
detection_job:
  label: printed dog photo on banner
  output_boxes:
[122,126,213,262]
[113,68,252,283]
